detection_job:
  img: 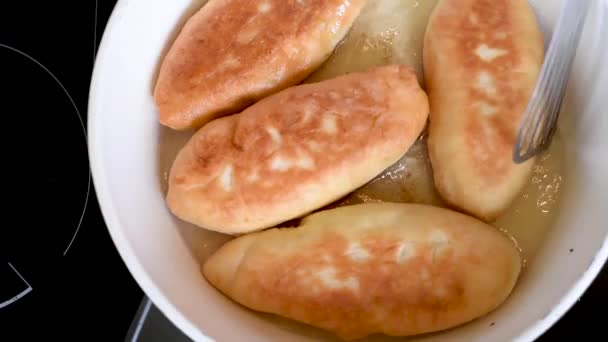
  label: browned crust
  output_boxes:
[204,203,522,339]
[424,0,544,221]
[167,65,429,234]
[154,0,367,130]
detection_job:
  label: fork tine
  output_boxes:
[542,29,575,129]
[513,0,592,163]
[542,4,588,134]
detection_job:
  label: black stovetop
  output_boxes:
[0,1,605,341]
[0,1,142,340]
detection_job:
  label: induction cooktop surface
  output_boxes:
[0,1,142,340]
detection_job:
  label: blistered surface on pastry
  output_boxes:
[154,0,367,129]
[244,233,467,339]
[204,203,521,339]
[168,65,429,233]
[426,0,543,182]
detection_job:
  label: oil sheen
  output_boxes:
[159,0,563,285]
[307,0,563,266]
[158,1,563,339]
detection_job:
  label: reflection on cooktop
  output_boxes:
[0,263,32,309]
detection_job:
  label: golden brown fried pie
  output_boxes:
[166,65,429,234]
[204,203,522,340]
[154,0,367,130]
[423,0,544,221]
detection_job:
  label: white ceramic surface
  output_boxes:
[88,0,608,341]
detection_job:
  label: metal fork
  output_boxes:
[513,0,593,163]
